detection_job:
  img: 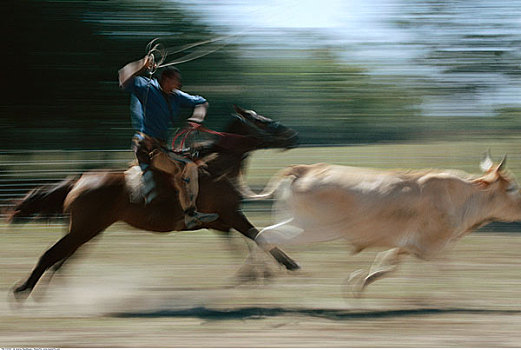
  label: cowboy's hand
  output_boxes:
[144,55,156,70]
[187,121,202,130]
[187,102,208,124]
[119,55,155,87]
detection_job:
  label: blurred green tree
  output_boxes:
[4,0,517,151]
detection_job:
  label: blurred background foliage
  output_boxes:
[1,0,521,150]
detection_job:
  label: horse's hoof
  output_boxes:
[269,247,301,271]
[10,283,31,303]
[285,260,301,271]
[263,267,275,281]
[233,264,260,285]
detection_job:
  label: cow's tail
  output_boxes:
[237,165,304,200]
[6,176,78,224]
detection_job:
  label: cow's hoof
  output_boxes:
[343,269,366,298]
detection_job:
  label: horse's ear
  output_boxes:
[233,105,245,115]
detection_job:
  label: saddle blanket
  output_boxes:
[124,166,144,203]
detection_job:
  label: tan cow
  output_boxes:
[241,154,521,294]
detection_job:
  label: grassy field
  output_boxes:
[245,137,521,185]
[1,141,521,347]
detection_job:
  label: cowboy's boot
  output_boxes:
[184,207,219,229]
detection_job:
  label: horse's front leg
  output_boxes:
[250,227,300,271]
[222,211,300,271]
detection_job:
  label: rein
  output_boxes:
[171,122,248,153]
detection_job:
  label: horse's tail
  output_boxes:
[237,165,307,200]
[7,176,78,224]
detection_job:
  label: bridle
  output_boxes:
[170,113,295,154]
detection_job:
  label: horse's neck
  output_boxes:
[197,120,256,178]
[200,149,249,179]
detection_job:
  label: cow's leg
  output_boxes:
[347,248,406,296]
[363,248,405,289]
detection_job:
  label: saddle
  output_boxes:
[124,146,183,204]
[126,149,210,204]
[149,149,187,174]
[124,165,147,203]
[125,164,182,204]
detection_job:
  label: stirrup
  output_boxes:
[185,211,219,229]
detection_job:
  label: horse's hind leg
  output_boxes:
[29,246,81,302]
[12,226,105,301]
[46,240,91,281]
[50,233,103,274]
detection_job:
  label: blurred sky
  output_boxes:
[180,0,521,118]
[183,0,405,44]
[193,0,352,29]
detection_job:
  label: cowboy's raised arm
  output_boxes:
[118,55,154,88]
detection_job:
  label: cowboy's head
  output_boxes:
[159,67,182,92]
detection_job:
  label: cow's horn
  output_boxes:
[480,149,494,172]
[497,154,507,171]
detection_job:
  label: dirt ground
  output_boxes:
[1,222,520,347]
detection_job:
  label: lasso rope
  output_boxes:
[139,35,234,141]
[140,34,247,153]
[145,34,237,71]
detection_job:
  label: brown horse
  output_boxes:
[9,105,300,300]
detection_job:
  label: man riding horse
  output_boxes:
[119,55,219,229]
[9,51,301,302]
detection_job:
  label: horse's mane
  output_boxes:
[191,117,259,157]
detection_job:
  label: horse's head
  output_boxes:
[225,105,299,150]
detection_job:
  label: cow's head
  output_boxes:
[474,152,521,222]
